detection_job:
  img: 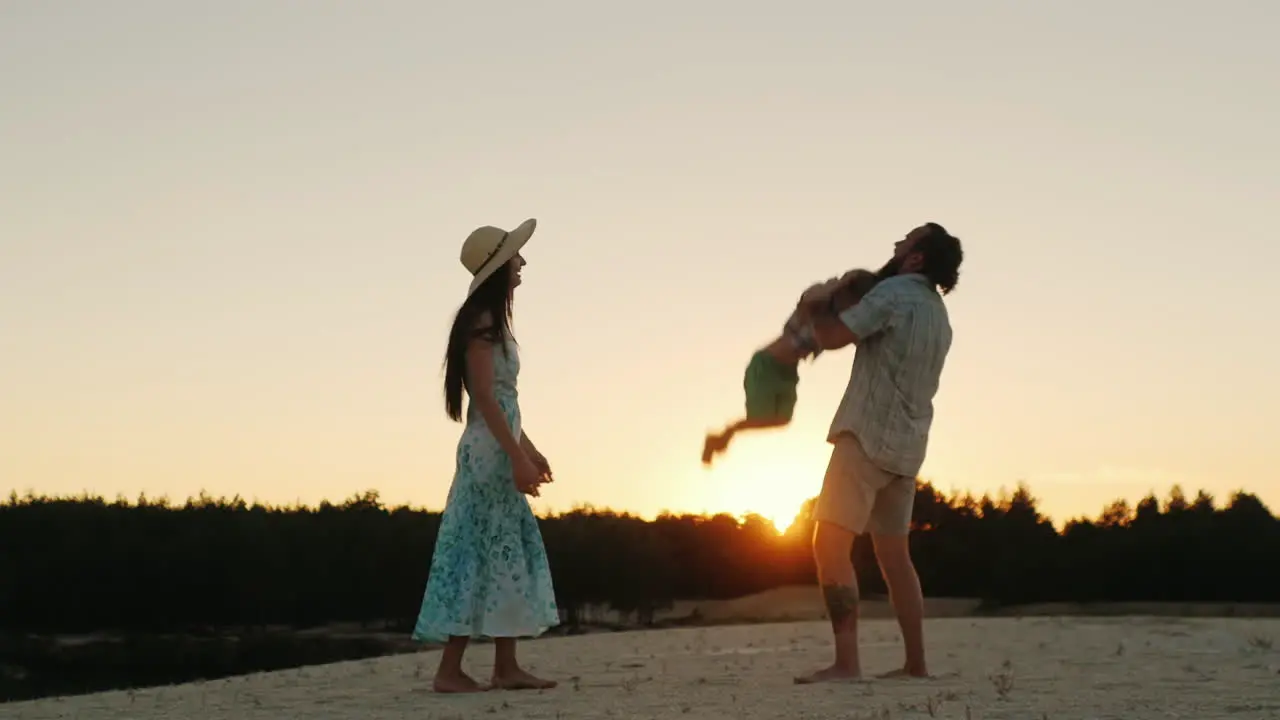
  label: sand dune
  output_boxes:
[6,616,1279,719]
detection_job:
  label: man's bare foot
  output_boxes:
[433,670,487,693]
[491,668,557,691]
[793,665,862,684]
[877,666,930,679]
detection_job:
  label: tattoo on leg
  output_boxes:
[822,582,859,631]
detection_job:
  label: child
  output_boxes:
[702,269,880,465]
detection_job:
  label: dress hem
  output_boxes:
[411,621,560,644]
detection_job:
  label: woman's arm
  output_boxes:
[519,433,540,457]
[465,336,525,461]
[520,432,552,479]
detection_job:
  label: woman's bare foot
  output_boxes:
[793,664,862,685]
[433,670,487,693]
[491,668,558,691]
[876,666,930,679]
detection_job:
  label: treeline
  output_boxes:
[1,482,1278,637]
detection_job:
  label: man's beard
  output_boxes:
[875,254,905,279]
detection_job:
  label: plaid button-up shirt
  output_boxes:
[827,273,953,477]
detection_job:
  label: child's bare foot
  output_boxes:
[491,668,557,691]
[433,670,487,693]
[702,433,728,465]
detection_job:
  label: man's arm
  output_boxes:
[810,281,896,350]
[810,313,857,350]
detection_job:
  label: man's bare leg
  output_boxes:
[795,520,862,684]
[492,637,557,690]
[433,636,486,693]
[872,534,928,678]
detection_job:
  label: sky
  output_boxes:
[3,0,1278,531]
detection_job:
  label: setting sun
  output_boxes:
[699,432,831,534]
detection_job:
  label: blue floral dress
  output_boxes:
[412,336,560,642]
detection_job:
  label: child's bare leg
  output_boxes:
[434,636,486,693]
[703,417,786,465]
[702,426,737,464]
[492,637,557,690]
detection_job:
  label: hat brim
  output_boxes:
[466,218,536,297]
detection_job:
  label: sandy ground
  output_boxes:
[4,617,1279,719]
[661,589,984,624]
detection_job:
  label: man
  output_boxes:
[794,222,963,684]
[701,269,880,465]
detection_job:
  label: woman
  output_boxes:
[413,218,560,693]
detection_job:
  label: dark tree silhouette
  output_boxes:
[1,480,1276,701]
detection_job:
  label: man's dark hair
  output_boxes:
[915,222,963,295]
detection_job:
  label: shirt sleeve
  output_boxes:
[837,280,896,340]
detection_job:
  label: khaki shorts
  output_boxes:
[813,433,916,535]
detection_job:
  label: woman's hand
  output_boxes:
[528,448,553,483]
[513,454,545,497]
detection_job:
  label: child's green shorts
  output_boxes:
[743,349,800,423]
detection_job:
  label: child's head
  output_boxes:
[831,269,879,312]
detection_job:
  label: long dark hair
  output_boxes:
[874,222,964,294]
[916,222,964,295]
[443,263,515,422]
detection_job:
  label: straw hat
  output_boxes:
[460,218,536,297]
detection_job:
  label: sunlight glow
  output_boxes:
[700,433,831,535]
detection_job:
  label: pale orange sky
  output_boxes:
[3,1,1278,531]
